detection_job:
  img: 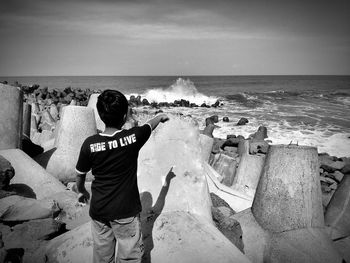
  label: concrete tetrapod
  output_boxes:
[0,149,65,199]
[199,133,214,163]
[325,174,350,240]
[22,103,32,138]
[87,93,105,132]
[232,140,265,198]
[0,84,23,150]
[37,106,97,183]
[233,145,343,263]
[44,118,251,263]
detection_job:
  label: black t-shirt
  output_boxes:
[75,124,152,222]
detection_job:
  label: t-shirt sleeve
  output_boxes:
[134,123,152,149]
[75,139,92,174]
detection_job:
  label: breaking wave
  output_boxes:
[140,78,218,105]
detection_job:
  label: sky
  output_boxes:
[0,0,349,76]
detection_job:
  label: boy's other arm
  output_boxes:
[147,113,169,130]
[76,173,90,203]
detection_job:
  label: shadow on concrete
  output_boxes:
[33,147,56,168]
[140,168,176,263]
[0,184,36,199]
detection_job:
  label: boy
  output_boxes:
[75,89,169,263]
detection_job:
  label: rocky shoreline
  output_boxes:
[1,84,350,262]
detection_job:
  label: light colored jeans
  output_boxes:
[91,215,143,263]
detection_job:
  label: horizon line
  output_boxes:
[1,74,350,78]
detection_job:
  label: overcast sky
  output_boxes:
[0,0,349,76]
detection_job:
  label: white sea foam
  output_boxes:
[146,106,350,157]
[139,78,218,105]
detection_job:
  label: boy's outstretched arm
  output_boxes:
[147,113,169,130]
[76,173,90,203]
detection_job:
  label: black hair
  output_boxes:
[96,89,129,129]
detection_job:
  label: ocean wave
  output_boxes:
[139,78,218,105]
[224,93,264,108]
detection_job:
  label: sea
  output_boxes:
[1,75,350,157]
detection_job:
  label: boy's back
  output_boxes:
[76,124,151,222]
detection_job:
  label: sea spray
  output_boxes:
[140,78,218,105]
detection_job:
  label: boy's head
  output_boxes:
[97,89,129,129]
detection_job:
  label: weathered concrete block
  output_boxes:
[233,141,265,197]
[334,236,350,263]
[212,138,225,154]
[199,134,214,163]
[204,162,253,213]
[232,145,341,263]
[325,175,350,240]
[0,149,65,199]
[212,206,244,252]
[47,190,90,230]
[3,218,64,248]
[44,222,93,263]
[249,140,269,154]
[87,93,105,132]
[252,145,324,232]
[38,106,97,182]
[49,104,59,121]
[211,153,237,187]
[232,209,270,263]
[0,155,15,189]
[138,118,212,221]
[0,84,23,150]
[151,212,250,263]
[0,196,60,221]
[268,228,342,263]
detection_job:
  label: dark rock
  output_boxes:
[155,110,163,115]
[331,171,344,183]
[190,103,198,108]
[0,155,15,190]
[63,87,73,94]
[223,117,229,122]
[226,135,236,139]
[136,95,142,105]
[21,136,44,158]
[237,117,248,126]
[340,162,350,174]
[222,137,242,148]
[205,115,219,126]
[211,100,220,108]
[321,160,345,173]
[180,99,190,107]
[200,103,209,108]
[142,98,150,105]
[158,102,169,107]
[150,102,159,108]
